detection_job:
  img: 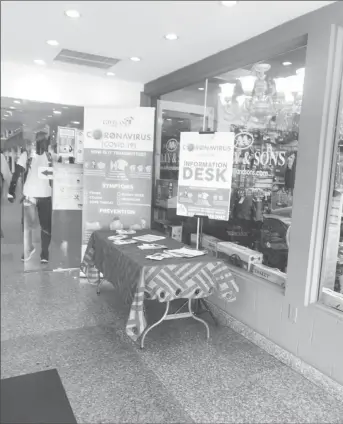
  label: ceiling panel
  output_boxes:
[0,1,335,84]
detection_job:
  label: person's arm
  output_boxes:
[0,153,12,186]
[8,151,27,199]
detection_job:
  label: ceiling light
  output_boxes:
[9,106,16,109]
[130,57,141,62]
[37,121,41,123]
[53,110,61,115]
[221,1,238,7]
[13,100,20,104]
[164,33,178,41]
[106,71,115,76]
[47,40,59,46]
[71,121,80,125]
[62,106,69,109]
[198,87,205,91]
[4,114,9,117]
[34,59,46,66]
[65,9,81,18]
[48,115,53,118]
[42,118,46,121]
[282,61,292,66]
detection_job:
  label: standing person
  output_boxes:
[8,132,53,263]
[1,151,12,238]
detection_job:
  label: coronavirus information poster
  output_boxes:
[177,132,234,220]
[82,107,155,257]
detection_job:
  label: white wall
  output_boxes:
[209,273,343,385]
[1,61,143,107]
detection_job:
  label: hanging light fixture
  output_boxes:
[239,76,255,95]
[218,83,235,105]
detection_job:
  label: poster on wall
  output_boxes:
[177,132,235,221]
[75,130,84,164]
[82,107,155,257]
[160,136,180,171]
[53,163,83,210]
[57,127,76,157]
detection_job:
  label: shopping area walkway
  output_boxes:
[1,253,343,424]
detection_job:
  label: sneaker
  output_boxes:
[40,253,49,264]
[21,247,36,262]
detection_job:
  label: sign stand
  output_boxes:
[194,130,216,251]
[195,214,205,250]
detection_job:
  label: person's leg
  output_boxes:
[22,202,35,260]
[36,197,52,262]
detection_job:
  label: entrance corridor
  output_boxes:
[1,246,343,423]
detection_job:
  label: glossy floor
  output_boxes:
[1,255,343,423]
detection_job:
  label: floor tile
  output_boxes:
[58,353,193,424]
[1,242,342,424]
[1,271,120,341]
[1,325,132,379]
[256,367,343,423]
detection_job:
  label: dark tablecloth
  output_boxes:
[81,230,239,340]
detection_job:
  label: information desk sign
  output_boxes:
[177,131,235,221]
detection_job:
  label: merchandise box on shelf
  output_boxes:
[155,179,178,209]
[190,233,221,257]
[217,242,263,271]
[153,206,178,222]
[154,220,183,242]
[251,263,286,288]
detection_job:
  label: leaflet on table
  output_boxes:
[81,107,155,257]
[146,248,206,261]
[113,239,137,245]
[133,234,166,242]
[138,243,167,250]
[52,163,83,210]
[108,235,128,240]
[177,132,235,221]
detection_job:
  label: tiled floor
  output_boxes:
[1,255,343,423]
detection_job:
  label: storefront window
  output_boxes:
[153,83,210,226]
[320,73,343,312]
[154,46,308,286]
[201,46,307,283]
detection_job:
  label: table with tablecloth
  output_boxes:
[81,230,239,342]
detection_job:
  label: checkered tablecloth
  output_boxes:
[81,230,239,341]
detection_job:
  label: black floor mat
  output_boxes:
[0,369,77,424]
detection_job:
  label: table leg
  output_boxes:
[140,298,210,349]
[140,301,170,349]
[198,299,218,326]
[189,299,210,340]
[96,270,103,295]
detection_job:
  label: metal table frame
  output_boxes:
[95,270,217,348]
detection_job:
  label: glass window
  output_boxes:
[320,73,343,312]
[153,46,308,287]
[203,46,307,282]
[153,82,209,226]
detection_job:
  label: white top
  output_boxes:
[0,153,12,186]
[17,151,52,198]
